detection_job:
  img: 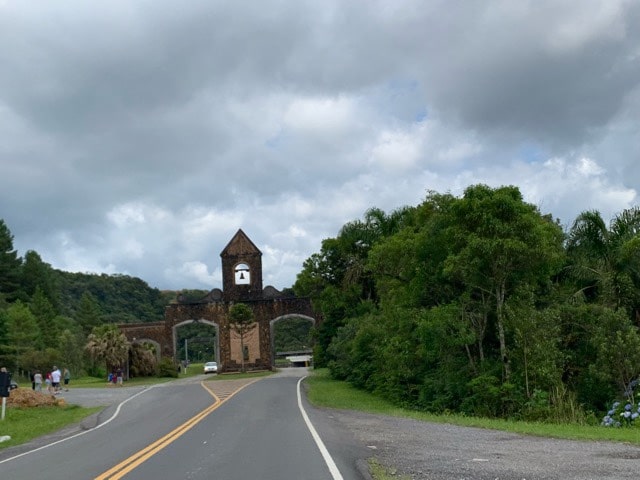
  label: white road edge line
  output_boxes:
[297,376,344,480]
[0,385,156,465]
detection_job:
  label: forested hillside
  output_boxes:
[54,271,169,324]
[294,184,640,422]
[0,218,176,374]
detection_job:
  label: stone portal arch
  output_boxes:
[119,229,322,373]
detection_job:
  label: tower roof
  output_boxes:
[220,229,262,257]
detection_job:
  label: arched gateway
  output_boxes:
[119,229,320,373]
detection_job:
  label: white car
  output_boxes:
[203,361,218,374]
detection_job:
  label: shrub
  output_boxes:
[602,401,640,427]
[156,357,178,378]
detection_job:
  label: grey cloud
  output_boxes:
[1,1,639,289]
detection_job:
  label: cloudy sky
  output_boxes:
[1,1,639,292]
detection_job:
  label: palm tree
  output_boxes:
[85,324,130,375]
[567,207,640,315]
[339,206,413,300]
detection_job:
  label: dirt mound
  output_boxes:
[6,388,66,408]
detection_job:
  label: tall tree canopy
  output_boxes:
[0,219,23,304]
[567,207,640,316]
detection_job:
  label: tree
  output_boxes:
[21,250,59,309]
[294,206,413,367]
[443,185,564,381]
[5,300,41,372]
[129,343,157,377]
[567,207,640,316]
[58,328,86,375]
[85,324,130,374]
[506,290,564,398]
[76,291,103,336]
[228,303,255,373]
[586,306,640,404]
[0,219,23,304]
[29,286,57,349]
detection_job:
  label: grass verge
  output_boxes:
[0,405,101,450]
[368,458,412,480]
[305,369,640,445]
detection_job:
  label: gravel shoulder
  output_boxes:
[323,408,640,480]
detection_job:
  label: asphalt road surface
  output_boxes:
[4,369,640,479]
[0,368,366,479]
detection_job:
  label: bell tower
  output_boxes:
[220,229,263,301]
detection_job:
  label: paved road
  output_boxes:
[0,369,366,479]
[6,369,638,479]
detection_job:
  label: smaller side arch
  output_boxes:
[131,338,162,361]
[269,314,316,367]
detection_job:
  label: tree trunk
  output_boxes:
[496,282,511,382]
[240,334,245,373]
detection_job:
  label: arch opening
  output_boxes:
[270,314,315,368]
[173,319,221,368]
[234,263,251,285]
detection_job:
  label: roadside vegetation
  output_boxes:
[295,185,640,425]
[0,405,101,450]
[305,369,640,445]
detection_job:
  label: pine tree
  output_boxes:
[0,219,23,303]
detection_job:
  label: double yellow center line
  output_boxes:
[95,379,260,480]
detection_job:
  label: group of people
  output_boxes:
[31,366,71,394]
[107,367,124,386]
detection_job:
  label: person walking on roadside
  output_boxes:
[34,371,43,392]
[51,366,62,394]
[63,368,71,391]
[45,372,53,393]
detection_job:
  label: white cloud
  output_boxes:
[2,1,639,291]
[370,127,422,171]
[283,96,357,135]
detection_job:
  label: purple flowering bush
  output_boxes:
[601,401,640,427]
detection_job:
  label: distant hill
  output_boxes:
[54,270,176,323]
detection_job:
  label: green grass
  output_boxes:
[305,369,640,445]
[368,458,411,480]
[178,362,206,378]
[0,404,101,450]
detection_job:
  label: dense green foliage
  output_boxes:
[55,271,168,323]
[273,316,313,352]
[295,185,640,422]
[176,322,217,363]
